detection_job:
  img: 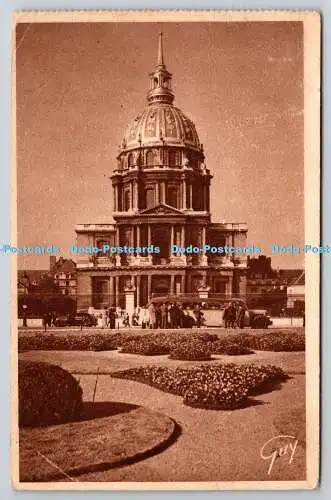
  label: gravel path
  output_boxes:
[74,372,305,482]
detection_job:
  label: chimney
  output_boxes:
[50,256,57,270]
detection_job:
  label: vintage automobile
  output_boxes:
[147,295,272,328]
[53,312,97,327]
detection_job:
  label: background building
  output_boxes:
[75,35,248,311]
[50,256,77,296]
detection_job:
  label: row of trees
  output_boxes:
[18,275,76,317]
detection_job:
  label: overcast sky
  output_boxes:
[16,21,304,269]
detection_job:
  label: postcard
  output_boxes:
[11,10,320,490]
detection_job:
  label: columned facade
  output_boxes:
[75,33,248,310]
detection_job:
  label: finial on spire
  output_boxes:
[157,32,164,67]
[147,32,174,105]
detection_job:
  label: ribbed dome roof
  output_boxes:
[123,104,200,151]
[120,33,201,154]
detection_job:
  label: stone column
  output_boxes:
[201,226,208,265]
[136,225,140,247]
[115,276,120,308]
[238,274,246,300]
[170,274,175,295]
[115,227,121,266]
[109,276,115,307]
[189,184,193,210]
[170,225,174,248]
[155,183,160,205]
[181,274,185,294]
[129,182,133,211]
[136,275,141,307]
[133,180,138,211]
[147,224,151,246]
[187,273,192,295]
[181,176,187,210]
[147,275,152,301]
[161,181,166,204]
[124,284,136,320]
[181,226,185,247]
[226,275,233,300]
[113,186,117,212]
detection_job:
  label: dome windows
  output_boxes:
[166,186,179,209]
[128,153,135,169]
[146,149,156,167]
[168,149,180,168]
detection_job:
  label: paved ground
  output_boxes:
[20,348,305,375]
[19,347,306,482]
[75,372,306,482]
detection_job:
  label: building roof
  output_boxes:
[278,269,305,286]
[50,257,76,274]
[18,270,49,285]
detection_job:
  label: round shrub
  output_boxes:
[211,341,254,356]
[169,341,212,361]
[120,339,169,355]
[19,360,83,427]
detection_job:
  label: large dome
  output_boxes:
[123,103,201,152]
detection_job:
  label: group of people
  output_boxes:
[144,302,200,329]
[42,311,57,328]
[223,301,246,329]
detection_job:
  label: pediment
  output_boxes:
[139,203,183,215]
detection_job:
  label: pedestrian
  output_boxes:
[148,302,156,329]
[236,303,246,329]
[155,304,162,329]
[42,312,48,332]
[194,304,203,328]
[225,302,236,328]
[108,308,116,329]
[223,305,230,328]
[169,303,176,329]
[123,312,130,327]
[161,302,168,329]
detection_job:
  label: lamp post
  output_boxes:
[22,304,28,328]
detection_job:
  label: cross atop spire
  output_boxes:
[157,32,165,66]
[147,33,174,105]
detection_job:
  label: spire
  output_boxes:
[157,32,164,66]
[147,33,174,105]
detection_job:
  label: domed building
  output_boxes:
[75,34,248,311]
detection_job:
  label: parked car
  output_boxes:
[245,309,272,329]
[53,313,97,327]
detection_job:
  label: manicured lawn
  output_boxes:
[20,406,175,482]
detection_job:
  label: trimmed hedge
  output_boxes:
[112,364,288,410]
[18,333,118,352]
[19,360,83,427]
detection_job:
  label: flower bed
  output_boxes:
[112,363,289,410]
[210,331,304,353]
[249,331,305,351]
[211,341,254,356]
[19,360,83,427]
[121,339,169,356]
[120,331,218,356]
[18,333,118,352]
[169,341,212,360]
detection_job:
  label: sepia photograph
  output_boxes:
[11,10,320,490]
